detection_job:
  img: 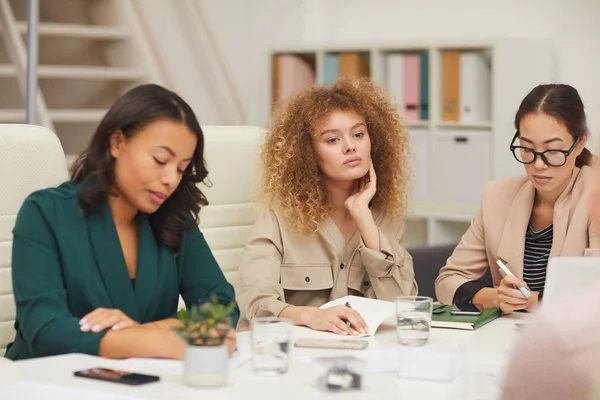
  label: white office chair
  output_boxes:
[0,124,68,359]
[199,126,264,286]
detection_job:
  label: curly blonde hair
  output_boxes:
[260,77,412,234]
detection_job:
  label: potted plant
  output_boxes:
[174,295,236,388]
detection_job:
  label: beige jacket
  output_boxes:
[435,166,599,305]
[236,206,418,331]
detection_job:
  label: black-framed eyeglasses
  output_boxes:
[509,131,580,167]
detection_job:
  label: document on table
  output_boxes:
[319,295,401,337]
[299,345,468,382]
[118,345,251,375]
[0,381,147,400]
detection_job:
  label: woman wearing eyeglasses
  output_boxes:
[435,84,597,314]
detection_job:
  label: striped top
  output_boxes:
[523,223,553,295]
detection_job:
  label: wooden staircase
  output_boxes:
[0,0,164,167]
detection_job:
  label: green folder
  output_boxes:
[431,306,501,330]
[419,50,429,121]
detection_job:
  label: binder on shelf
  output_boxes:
[271,54,279,106]
[339,52,370,78]
[275,54,316,103]
[403,53,421,122]
[419,51,429,121]
[385,53,404,115]
[441,50,461,122]
[460,51,491,123]
[323,53,340,86]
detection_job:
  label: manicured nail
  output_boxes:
[79,318,87,326]
[111,324,120,331]
[80,324,89,331]
[92,325,101,332]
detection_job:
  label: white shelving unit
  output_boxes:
[270,38,555,247]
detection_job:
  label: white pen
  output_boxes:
[496,260,531,298]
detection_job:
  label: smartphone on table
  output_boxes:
[450,303,483,316]
[74,367,160,386]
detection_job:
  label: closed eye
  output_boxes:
[153,157,167,166]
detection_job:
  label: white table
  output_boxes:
[0,313,528,400]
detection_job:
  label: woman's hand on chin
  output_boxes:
[345,162,377,218]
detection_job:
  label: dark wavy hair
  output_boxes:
[70,83,208,253]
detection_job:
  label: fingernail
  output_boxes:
[92,325,101,332]
[112,324,120,331]
[79,318,87,326]
[80,324,89,331]
[362,329,369,335]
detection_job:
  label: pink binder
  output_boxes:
[277,55,315,101]
[403,54,421,122]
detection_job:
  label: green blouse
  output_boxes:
[5,179,238,360]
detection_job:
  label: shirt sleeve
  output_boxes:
[452,279,491,305]
[435,207,490,304]
[178,226,240,327]
[236,206,289,323]
[11,197,108,357]
[357,218,418,300]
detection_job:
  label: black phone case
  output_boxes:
[74,370,160,386]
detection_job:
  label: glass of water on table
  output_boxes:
[250,317,293,376]
[395,296,433,346]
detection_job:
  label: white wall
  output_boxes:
[137,0,309,125]
[140,0,600,139]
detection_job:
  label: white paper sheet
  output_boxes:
[0,381,147,400]
[319,295,403,337]
[119,345,251,375]
[299,345,467,381]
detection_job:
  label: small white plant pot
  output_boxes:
[183,344,228,388]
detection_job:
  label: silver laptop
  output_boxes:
[542,256,600,312]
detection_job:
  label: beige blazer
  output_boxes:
[435,166,599,305]
[236,206,418,331]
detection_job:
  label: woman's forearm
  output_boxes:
[472,287,500,308]
[353,208,380,251]
[99,326,186,359]
[143,318,183,330]
[279,305,313,326]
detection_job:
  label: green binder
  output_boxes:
[431,306,501,331]
[419,50,429,121]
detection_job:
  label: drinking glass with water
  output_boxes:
[395,296,433,346]
[250,317,293,376]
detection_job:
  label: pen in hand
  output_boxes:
[345,301,369,335]
[496,260,531,298]
[344,302,353,329]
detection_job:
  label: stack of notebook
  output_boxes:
[431,305,501,331]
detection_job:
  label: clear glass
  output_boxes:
[250,317,292,376]
[395,296,433,346]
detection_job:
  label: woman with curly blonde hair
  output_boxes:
[236,77,418,334]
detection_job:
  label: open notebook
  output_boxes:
[319,295,400,337]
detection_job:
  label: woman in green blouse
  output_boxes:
[5,84,239,360]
